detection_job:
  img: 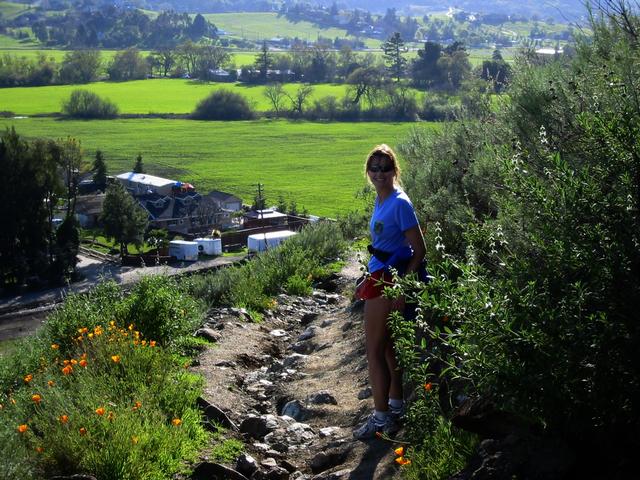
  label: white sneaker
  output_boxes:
[353,413,385,440]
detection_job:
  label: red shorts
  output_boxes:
[355,269,394,300]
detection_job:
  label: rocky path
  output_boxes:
[190,260,404,480]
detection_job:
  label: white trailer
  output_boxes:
[169,240,199,261]
[247,230,297,253]
[195,238,222,255]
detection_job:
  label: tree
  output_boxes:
[195,44,230,81]
[285,84,314,116]
[346,66,385,106]
[101,182,149,259]
[382,32,407,82]
[133,154,144,174]
[59,50,102,84]
[152,49,175,77]
[264,82,286,116]
[107,48,148,81]
[62,90,119,119]
[411,41,442,87]
[52,215,80,281]
[254,41,272,83]
[192,90,255,120]
[92,150,107,190]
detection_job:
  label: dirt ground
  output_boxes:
[192,256,405,480]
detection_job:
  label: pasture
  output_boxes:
[0,79,360,115]
[1,117,430,216]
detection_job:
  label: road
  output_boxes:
[0,253,244,341]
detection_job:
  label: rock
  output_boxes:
[281,400,309,421]
[286,422,316,444]
[325,294,340,304]
[341,321,354,332]
[191,462,249,480]
[319,427,341,438]
[309,447,351,474]
[215,360,237,368]
[236,453,259,477]
[298,326,317,341]
[280,459,298,473]
[283,353,308,368]
[311,469,351,480]
[451,396,538,438]
[270,329,289,338]
[195,327,221,342]
[290,340,317,354]
[357,387,372,400]
[306,391,337,405]
[300,312,319,325]
[240,414,279,440]
[197,397,238,431]
[320,319,333,328]
[312,290,327,300]
[261,458,278,468]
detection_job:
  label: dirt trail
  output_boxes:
[192,256,404,480]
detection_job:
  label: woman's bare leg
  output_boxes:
[364,296,393,412]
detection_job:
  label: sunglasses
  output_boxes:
[368,164,394,173]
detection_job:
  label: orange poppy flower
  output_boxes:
[95,407,105,416]
[59,415,69,424]
[23,374,33,383]
[35,446,44,453]
[111,355,121,363]
[132,401,142,411]
[394,446,404,456]
[424,382,433,392]
[149,340,156,347]
[17,424,28,433]
[31,394,42,404]
[79,427,87,436]
[395,456,411,466]
[51,344,59,350]
[48,380,55,387]
[79,359,88,368]
[171,418,182,427]
[62,365,73,375]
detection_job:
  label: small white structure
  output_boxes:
[195,238,222,255]
[169,240,199,261]
[116,172,177,196]
[247,230,297,253]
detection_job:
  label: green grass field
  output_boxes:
[0,1,30,20]
[0,79,359,115]
[2,117,431,216]
[206,12,380,48]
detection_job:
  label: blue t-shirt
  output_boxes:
[368,188,419,273]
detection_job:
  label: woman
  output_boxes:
[353,144,426,440]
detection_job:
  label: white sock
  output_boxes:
[373,410,388,425]
[389,398,404,411]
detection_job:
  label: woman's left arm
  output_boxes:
[403,224,426,274]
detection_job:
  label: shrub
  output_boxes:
[191,90,255,120]
[62,89,119,119]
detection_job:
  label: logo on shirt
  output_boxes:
[373,221,384,235]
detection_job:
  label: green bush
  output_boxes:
[192,89,255,120]
[61,89,119,119]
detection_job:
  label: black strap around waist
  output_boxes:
[367,244,392,263]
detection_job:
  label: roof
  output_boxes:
[205,190,242,203]
[245,209,288,220]
[116,172,177,188]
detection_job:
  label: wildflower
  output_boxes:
[24,374,33,383]
[141,340,147,346]
[111,355,121,363]
[171,418,182,427]
[35,446,44,453]
[79,427,87,436]
[78,327,88,334]
[394,446,404,456]
[107,411,115,421]
[132,401,142,411]
[70,359,78,365]
[88,333,94,339]
[128,324,134,331]
[94,326,103,336]
[395,457,411,466]
[79,359,88,368]
[149,340,156,347]
[51,344,59,350]
[62,365,73,375]
[17,424,28,433]
[48,380,55,387]
[131,436,139,444]
[63,360,70,366]
[80,352,87,359]
[95,407,105,416]
[10,398,16,405]
[59,415,69,424]
[424,382,432,392]
[31,394,42,405]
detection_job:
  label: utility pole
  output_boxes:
[255,183,267,251]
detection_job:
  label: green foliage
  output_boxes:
[394,4,640,473]
[92,150,107,189]
[59,50,102,84]
[192,89,255,120]
[0,323,207,480]
[62,89,119,119]
[186,221,347,311]
[211,438,244,463]
[108,48,148,81]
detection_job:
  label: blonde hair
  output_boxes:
[364,144,401,184]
